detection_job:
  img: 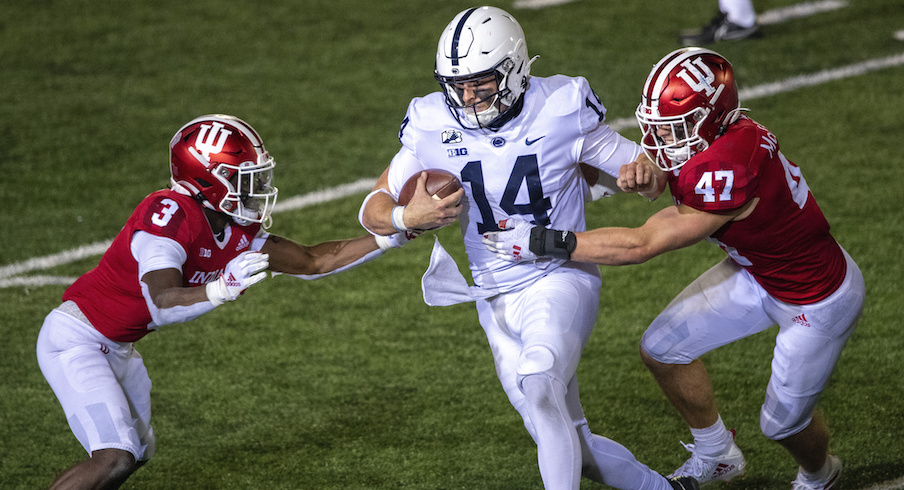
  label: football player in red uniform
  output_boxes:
[484,48,864,489]
[37,114,409,489]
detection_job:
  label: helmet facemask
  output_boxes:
[636,106,711,171]
[217,152,278,228]
[436,58,516,129]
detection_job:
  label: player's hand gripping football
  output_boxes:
[398,172,464,231]
[482,218,538,262]
[206,251,270,305]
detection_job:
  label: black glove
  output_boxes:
[529,227,577,260]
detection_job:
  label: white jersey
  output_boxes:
[387,75,641,292]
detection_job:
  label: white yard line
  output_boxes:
[513,0,848,21]
[272,178,375,214]
[0,178,376,286]
[862,476,904,490]
[4,51,904,287]
[606,51,904,132]
[0,241,112,281]
[758,0,849,25]
[513,0,580,10]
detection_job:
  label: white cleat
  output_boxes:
[668,432,746,486]
[791,454,842,490]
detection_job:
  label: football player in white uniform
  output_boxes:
[359,6,697,490]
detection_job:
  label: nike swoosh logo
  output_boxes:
[525,136,546,146]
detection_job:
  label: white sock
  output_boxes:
[689,415,734,457]
[718,0,757,27]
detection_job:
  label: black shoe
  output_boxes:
[668,476,700,490]
[678,12,761,46]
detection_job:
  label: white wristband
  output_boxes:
[374,234,395,252]
[391,205,408,232]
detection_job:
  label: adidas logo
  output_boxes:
[792,313,811,328]
[236,235,250,251]
[224,273,241,288]
[713,463,736,477]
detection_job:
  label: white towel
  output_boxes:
[421,236,498,306]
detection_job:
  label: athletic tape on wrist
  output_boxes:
[374,234,396,251]
[205,280,226,306]
[391,205,408,232]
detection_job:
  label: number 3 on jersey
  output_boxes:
[151,198,180,227]
[461,155,552,234]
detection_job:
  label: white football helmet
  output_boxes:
[434,6,534,129]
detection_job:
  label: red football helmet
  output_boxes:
[169,114,278,227]
[635,47,743,171]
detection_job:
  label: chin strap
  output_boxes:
[485,93,526,130]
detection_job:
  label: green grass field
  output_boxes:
[2,0,903,488]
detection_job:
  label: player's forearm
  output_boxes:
[361,191,401,236]
[303,236,382,274]
[570,228,657,265]
[153,285,213,308]
[639,154,667,200]
[571,206,714,265]
[142,268,213,308]
[140,271,219,326]
[147,292,218,325]
[266,234,381,276]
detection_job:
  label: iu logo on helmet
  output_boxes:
[193,122,233,162]
[677,57,718,97]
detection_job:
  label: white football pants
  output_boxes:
[641,249,864,440]
[477,262,672,490]
[37,301,155,461]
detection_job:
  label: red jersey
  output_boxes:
[667,116,845,304]
[63,189,261,342]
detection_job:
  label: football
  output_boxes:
[397,169,462,205]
